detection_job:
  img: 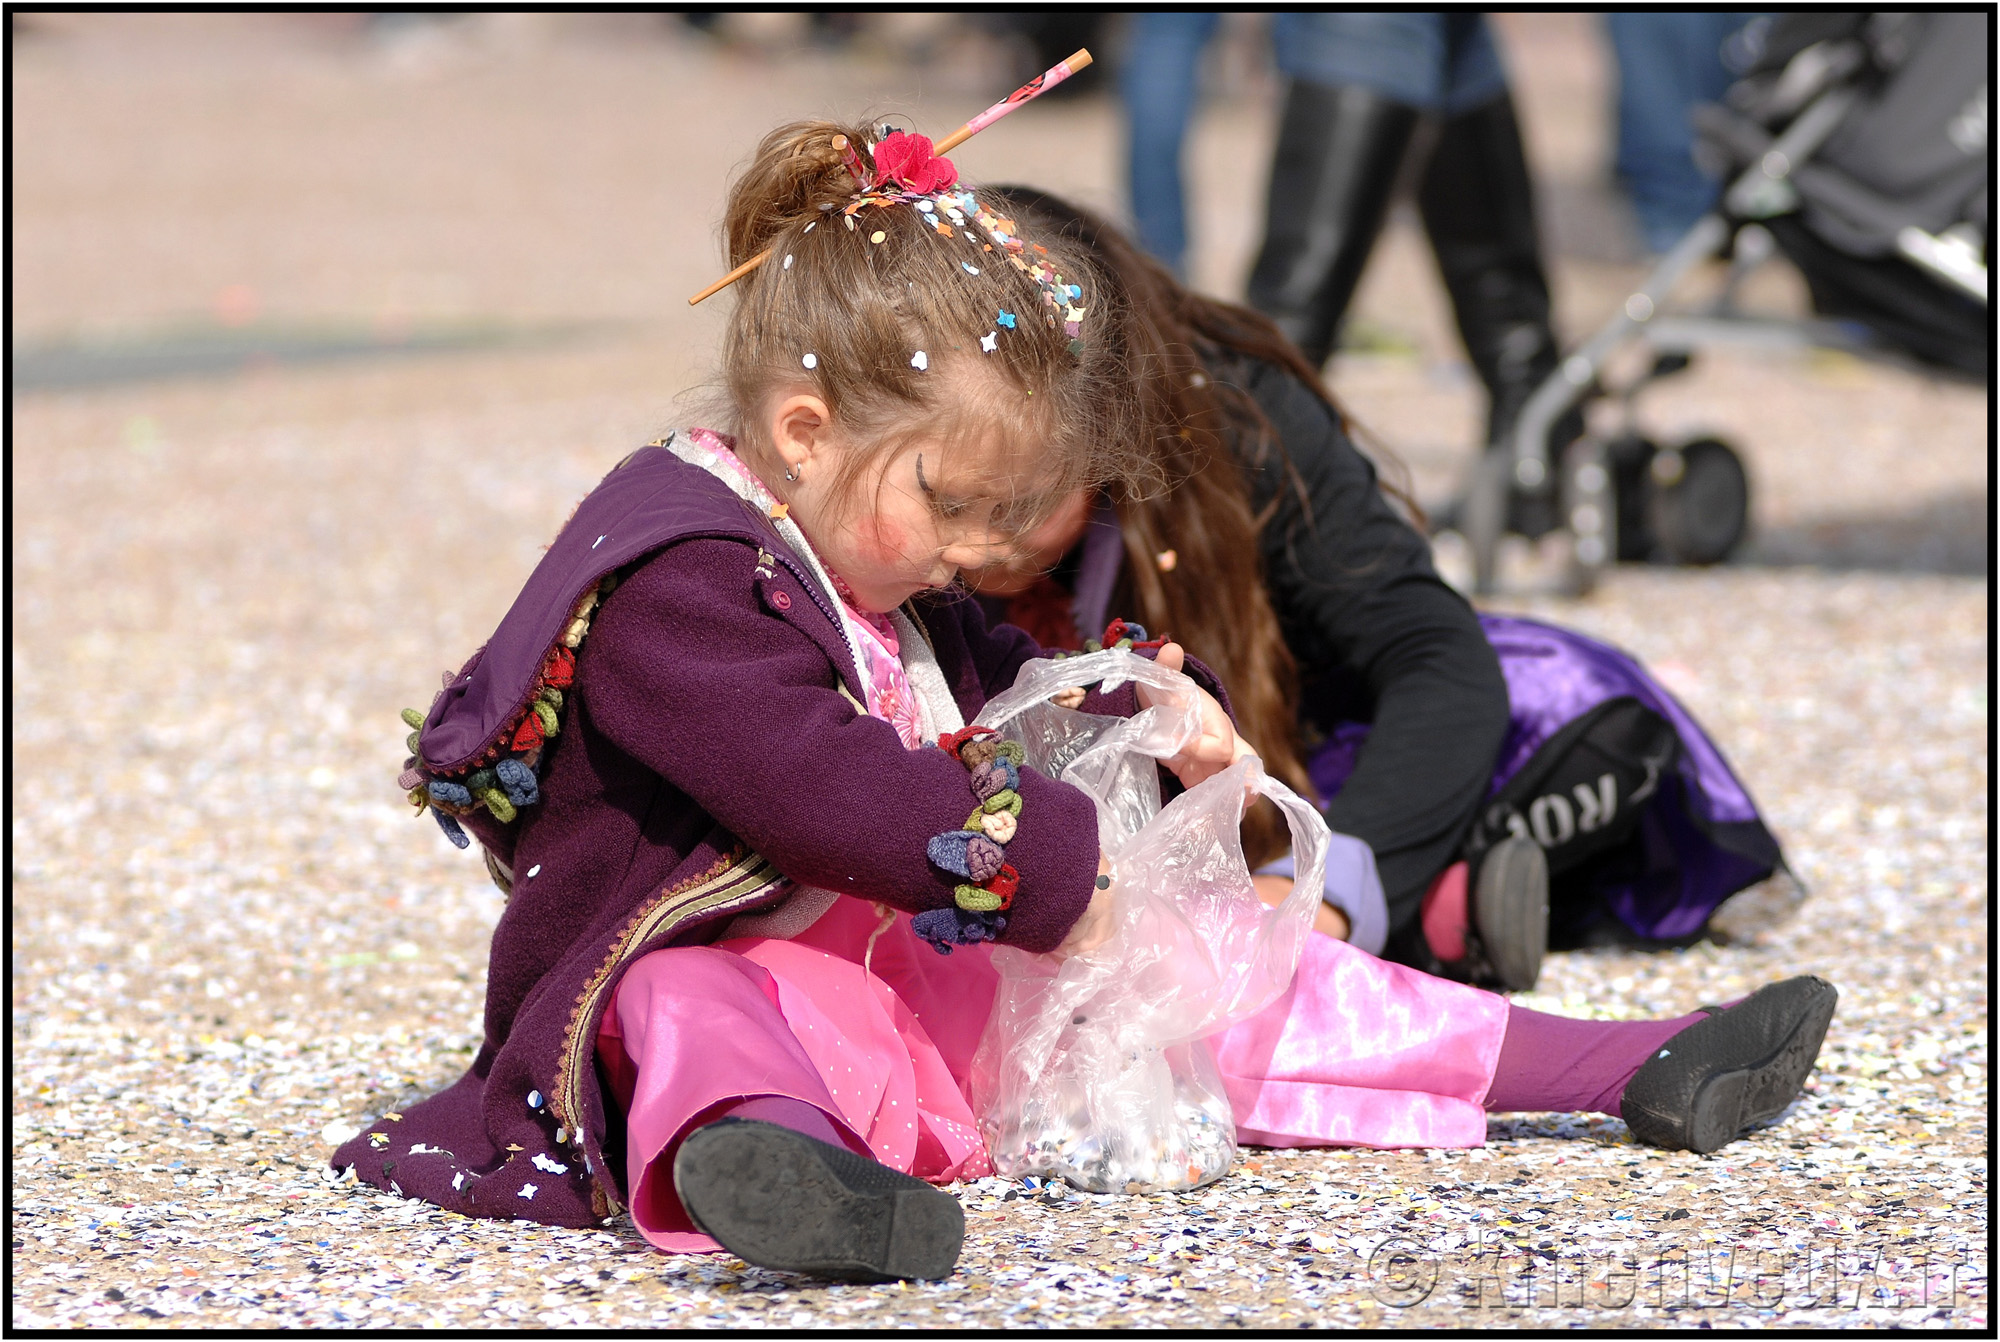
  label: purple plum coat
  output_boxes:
[331,438,1218,1228]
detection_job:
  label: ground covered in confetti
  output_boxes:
[12,13,1988,1330]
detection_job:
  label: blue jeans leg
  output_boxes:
[1606,12,1762,251]
[1120,11,1220,277]
[1270,11,1507,112]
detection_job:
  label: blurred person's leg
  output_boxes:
[1247,14,1575,529]
[1246,13,1459,364]
[1416,87,1573,473]
[1417,17,1573,465]
[1606,12,1763,254]
[1247,13,1515,367]
[1271,10,1470,109]
[1245,82,1419,365]
[1120,11,1221,278]
[1420,17,1578,536]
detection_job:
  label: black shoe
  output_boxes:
[1467,835,1548,992]
[1621,976,1838,1154]
[1245,80,1421,366]
[673,1119,965,1282]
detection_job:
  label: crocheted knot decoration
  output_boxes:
[928,830,1007,884]
[400,577,612,858]
[969,756,1019,800]
[917,726,1031,955]
[912,906,1005,951]
[1048,617,1171,660]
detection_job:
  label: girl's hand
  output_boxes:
[1140,642,1257,789]
[1054,853,1119,958]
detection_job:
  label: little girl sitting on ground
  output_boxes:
[332,120,1837,1284]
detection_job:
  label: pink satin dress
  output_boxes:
[599,892,1507,1253]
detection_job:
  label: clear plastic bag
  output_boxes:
[968,649,1331,1193]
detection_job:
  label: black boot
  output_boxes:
[1417,93,1581,538]
[1246,81,1421,367]
[674,1119,965,1281]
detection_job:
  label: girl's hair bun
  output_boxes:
[725,120,873,267]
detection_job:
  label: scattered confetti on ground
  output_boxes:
[12,13,1986,1330]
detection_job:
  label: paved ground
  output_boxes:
[12,13,1988,1329]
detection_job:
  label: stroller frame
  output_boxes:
[1461,55,1990,595]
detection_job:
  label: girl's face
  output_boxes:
[766,387,1048,613]
[797,439,1014,612]
[963,488,1092,597]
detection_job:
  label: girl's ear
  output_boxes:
[769,391,835,476]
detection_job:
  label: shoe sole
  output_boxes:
[1625,977,1838,1154]
[673,1119,964,1282]
[1474,836,1548,992]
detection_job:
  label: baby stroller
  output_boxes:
[1461,11,1989,595]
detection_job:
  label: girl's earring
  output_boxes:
[783,464,801,483]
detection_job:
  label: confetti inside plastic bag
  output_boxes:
[969,649,1329,1193]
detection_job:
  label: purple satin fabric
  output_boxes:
[1309,614,1777,940]
[1479,616,1760,824]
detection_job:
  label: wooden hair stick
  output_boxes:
[688,48,1093,306]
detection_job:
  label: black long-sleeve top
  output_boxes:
[981,351,1510,939]
[1219,350,1509,930]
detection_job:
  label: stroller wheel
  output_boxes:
[1605,434,1663,561]
[1649,437,1750,565]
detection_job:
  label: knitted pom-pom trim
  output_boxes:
[1048,617,1170,660]
[925,726,1033,943]
[912,906,1007,956]
[954,863,1018,912]
[936,725,994,757]
[495,757,540,808]
[433,807,471,849]
[927,830,1007,884]
[969,757,1019,800]
[428,779,474,809]
[399,576,612,852]
[916,623,1160,945]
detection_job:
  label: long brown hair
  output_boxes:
[990,187,1410,867]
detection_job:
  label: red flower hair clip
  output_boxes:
[870,131,959,194]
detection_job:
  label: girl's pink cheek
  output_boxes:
[856,517,914,566]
